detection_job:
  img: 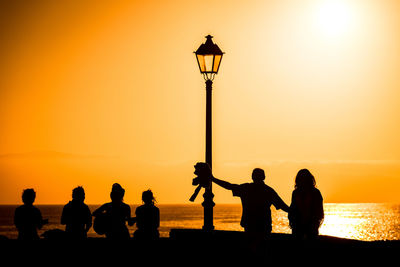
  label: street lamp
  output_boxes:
[194,35,224,231]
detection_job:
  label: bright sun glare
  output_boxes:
[314,0,355,38]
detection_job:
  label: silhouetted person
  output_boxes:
[211,167,289,250]
[288,169,324,240]
[133,190,160,241]
[92,183,133,239]
[14,189,48,240]
[61,186,92,239]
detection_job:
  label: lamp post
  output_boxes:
[194,35,224,231]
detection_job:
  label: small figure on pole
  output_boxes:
[189,162,212,202]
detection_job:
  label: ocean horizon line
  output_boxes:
[0,202,399,206]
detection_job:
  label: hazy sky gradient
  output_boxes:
[1,0,400,204]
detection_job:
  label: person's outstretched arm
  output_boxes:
[272,191,290,213]
[211,177,236,191]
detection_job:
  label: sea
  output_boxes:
[1,203,399,241]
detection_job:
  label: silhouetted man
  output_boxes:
[212,168,289,236]
[14,189,48,240]
[61,186,92,239]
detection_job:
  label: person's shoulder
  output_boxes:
[146,205,159,215]
[64,201,73,208]
[80,202,90,211]
[14,205,25,214]
[264,185,284,198]
[15,205,24,210]
[291,188,301,197]
[135,204,145,214]
[62,203,71,214]
[234,182,252,192]
[313,188,323,197]
[100,202,112,210]
[263,183,277,193]
[31,205,40,211]
[136,204,145,210]
[31,205,42,215]
[152,205,159,211]
[311,187,321,194]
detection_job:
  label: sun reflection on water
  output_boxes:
[319,203,400,241]
[320,212,367,240]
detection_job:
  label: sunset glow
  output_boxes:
[1,0,400,205]
[314,0,355,38]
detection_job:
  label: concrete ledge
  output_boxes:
[1,229,399,265]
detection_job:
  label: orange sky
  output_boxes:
[1,0,400,204]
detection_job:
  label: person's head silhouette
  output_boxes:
[72,186,85,203]
[22,189,36,205]
[295,169,316,190]
[252,168,265,183]
[110,183,125,203]
[142,190,156,205]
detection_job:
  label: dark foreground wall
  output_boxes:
[1,230,399,265]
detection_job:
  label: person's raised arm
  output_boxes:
[211,177,235,191]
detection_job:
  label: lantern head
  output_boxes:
[195,35,224,80]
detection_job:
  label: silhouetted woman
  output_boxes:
[14,189,48,240]
[61,186,92,239]
[288,169,324,240]
[92,183,133,240]
[133,190,160,241]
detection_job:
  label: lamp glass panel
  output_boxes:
[204,55,214,72]
[213,55,222,73]
[196,54,206,72]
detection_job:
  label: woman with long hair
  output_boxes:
[93,183,134,239]
[133,190,160,241]
[288,169,324,240]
